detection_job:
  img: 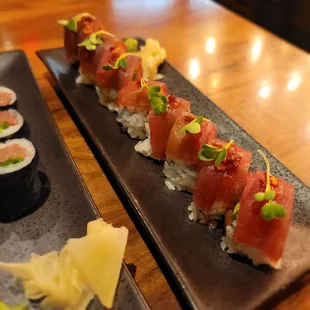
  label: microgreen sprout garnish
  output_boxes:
[78,30,113,51]
[0,121,9,133]
[178,116,207,134]
[0,157,24,167]
[102,52,136,71]
[199,140,234,167]
[254,150,286,221]
[58,13,95,32]
[137,78,168,114]
[125,38,138,52]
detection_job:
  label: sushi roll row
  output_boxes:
[59,13,166,139]
[59,14,295,269]
[0,86,41,222]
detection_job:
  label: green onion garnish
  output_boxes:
[0,157,24,167]
[0,121,9,133]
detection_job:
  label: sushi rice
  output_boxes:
[0,138,35,175]
[75,70,93,85]
[163,160,197,192]
[0,109,24,139]
[116,109,148,140]
[221,220,281,269]
[188,201,222,229]
[96,86,118,107]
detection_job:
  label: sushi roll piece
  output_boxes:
[58,13,104,64]
[0,109,24,140]
[188,139,252,227]
[97,52,143,106]
[163,112,217,192]
[77,30,127,103]
[135,94,190,157]
[0,139,41,222]
[77,30,126,84]
[116,78,168,139]
[221,151,294,269]
[0,87,17,109]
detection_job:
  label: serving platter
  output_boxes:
[37,46,310,310]
[0,50,149,310]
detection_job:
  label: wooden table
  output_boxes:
[1,0,310,309]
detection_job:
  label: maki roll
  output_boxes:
[0,109,24,140]
[58,13,104,64]
[221,151,294,269]
[188,139,252,227]
[116,79,168,139]
[0,87,17,109]
[163,112,217,192]
[135,94,190,155]
[0,139,41,222]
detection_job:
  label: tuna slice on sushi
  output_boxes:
[0,139,42,222]
[221,151,294,269]
[58,13,104,64]
[189,139,252,227]
[163,112,217,192]
[135,95,191,157]
[116,78,168,139]
[0,109,24,140]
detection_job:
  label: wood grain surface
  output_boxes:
[0,0,309,309]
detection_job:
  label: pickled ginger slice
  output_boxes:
[67,220,129,308]
[0,219,128,309]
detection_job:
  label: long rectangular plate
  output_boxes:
[37,47,310,310]
[0,50,149,310]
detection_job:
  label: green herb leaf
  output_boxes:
[264,190,276,201]
[67,19,77,31]
[179,116,204,134]
[57,19,77,31]
[215,148,227,166]
[0,157,24,167]
[57,19,69,26]
[261,201,286,221]
[150,97,167,115]
[198,145,219,161]
[125,38,138,52]
[199,140,233,167]
[58,13,96,32]
[232,202,240,216]
[102,53,135,71]
[160,95,168,104]
[254,192,265,202]
[119,58,127,68]
[149,85,161,93]
[135,78,168,114]
[78,39,97,51]
[102,64,113,70]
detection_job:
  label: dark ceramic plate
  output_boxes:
[37,47,310,310]
[0,50,149,310]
